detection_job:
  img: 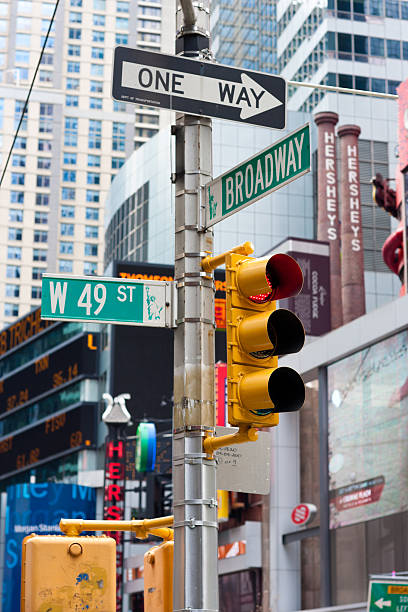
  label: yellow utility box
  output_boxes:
[144,540,174,611]
[21,533,116,611]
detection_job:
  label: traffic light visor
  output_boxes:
[236,253,303,303]
[268,366,305,413]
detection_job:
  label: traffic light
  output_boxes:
[225,252,305,428]
[21,533,116,611]
[144,539,173,611]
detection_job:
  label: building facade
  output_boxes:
[0,0,174,329]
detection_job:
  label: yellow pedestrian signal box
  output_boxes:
[144,540,174,611]
[225,252,305,428]
[21,533,116,611]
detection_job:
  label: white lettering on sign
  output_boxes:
[323,130,338,240]
[77,283,107,316]
[49,281,67,314]
[346,144,362,252]
[223,133,305,210]
[121,62,283,120]
[117,285,137,302]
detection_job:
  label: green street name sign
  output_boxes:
[368,580,408,612]
[205,123,310,228]
[41,274,175,327]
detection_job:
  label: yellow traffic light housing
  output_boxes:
[226,252,305,428]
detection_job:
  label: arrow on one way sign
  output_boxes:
[112,47,287,129]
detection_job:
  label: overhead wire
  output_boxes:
[0,0,61,189]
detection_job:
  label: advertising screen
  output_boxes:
[2,483,96,612]
[328,329,408,528]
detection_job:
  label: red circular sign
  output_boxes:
[291,504,311,525]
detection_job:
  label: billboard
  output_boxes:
[328,329,408,528]
[2,483,96,612]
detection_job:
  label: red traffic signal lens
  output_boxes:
[265,254,303,301]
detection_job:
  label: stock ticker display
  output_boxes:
[0,311,100,479]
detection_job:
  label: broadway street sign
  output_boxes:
[368,580,408,611]
[41,274,175,327]
[112,47,286,129]
[205,123,310,227]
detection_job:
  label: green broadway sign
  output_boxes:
[205,123,310,228]
[41,274,175,327]
[368,580,408,611]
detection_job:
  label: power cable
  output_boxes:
[0,0,61,189]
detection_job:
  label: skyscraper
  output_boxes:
[0,0,174,328]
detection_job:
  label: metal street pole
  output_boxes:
[173,0,218,610]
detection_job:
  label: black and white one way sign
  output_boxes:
[112,47,286,129]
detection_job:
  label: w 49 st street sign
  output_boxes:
[41,274,175,327]
[205,123,310,227]
[112,47,286,129]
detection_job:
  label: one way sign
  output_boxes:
[112,47,286,129]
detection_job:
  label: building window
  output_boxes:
[71,0,82,5]
[64,116,78,146]
[6,265,20,278]
[39,70,53,83]
[37,175,50,188]
[93,13,105,25]
[67,61,80,73]
[87,171,100,185]
[90,63,103,76]
[7,246,22,260]
[370,37,384,56]
[60,223,74,236]
[84,261,97,275]
[15,136,27,149]
[68,44,80,56]
[61,187,76,200]
[92,30,104,42]
[15,100,28,130]
[60,241,74,254]
[112,157,125,169]
[34,230,48,242]
[88,154,100,167]
[40,53,53,65]
[9,227,23,240]
[69,10,82,22]
[94,0,105,8]
[11,172,25,185]
[66,77,79,90]
[85,207,99,220]
[116,16,129,28]
[90,97,102,109]
[36,194,50,206]
[11,191,24,204]
[4,303,19,317]
[5,284,20,298]
[117,1,129,12]
[16,33,31,46]
[113,100,126,112]
[88,119,102,148]
[69,28,81,39]
[85,243,98,256]
[9,209,23,222]
[15,50,30,64]
[112,122,126,151]
[62,169,77,182]
[64,152,77,165]
[387,39,401,58]
[31,286,42,299]
[86,190,100,202]
[12,154,26,167]
[85,225,98,238]
[33,249,47,262]
[59,259,73,273]
[38,139,52,151]
[35,211,48,224]
[90,80,103,93]
[91,47,104,59]
[37,157,51,169]
[61,205,75,217]
[115,32,128,44]
[32,267,44,279]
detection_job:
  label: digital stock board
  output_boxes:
[0,311,100,480]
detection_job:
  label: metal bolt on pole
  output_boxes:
[173,1,218,610]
